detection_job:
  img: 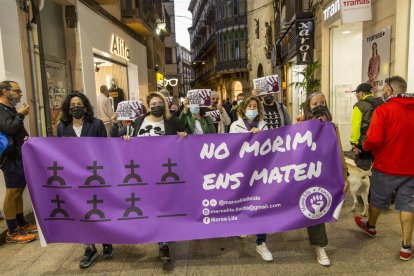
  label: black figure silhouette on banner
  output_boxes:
[156,158,186,185]
[118,160,148,187]
[117,193,148,220]
[45,195,74,221]
[44,161,72,188]
[80,194,111,222]
[80,161,111,188]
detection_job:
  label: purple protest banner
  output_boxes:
[22,120,345,244]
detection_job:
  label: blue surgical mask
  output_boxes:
[245,110,258,120]
[190,106,200,114]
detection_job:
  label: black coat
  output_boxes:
[0,103,28,160]
[111,113,184,137]
[57,118,107,137]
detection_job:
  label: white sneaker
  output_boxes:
[256,243,273,261]
[239,235,247,239]
[315,247,330,266]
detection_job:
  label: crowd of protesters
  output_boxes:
[1,74,413,269]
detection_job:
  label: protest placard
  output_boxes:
[187,89,211,107]
[116,101,143,120]
[253,75,280,96]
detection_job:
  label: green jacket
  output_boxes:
[179,111,216,134]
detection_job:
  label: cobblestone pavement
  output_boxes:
[0,166,413,275]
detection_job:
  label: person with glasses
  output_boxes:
[56,92,112,269]
[119,91,186,263]
[0,80,37,244]
[207,91,231,133]
[350,83,383,171]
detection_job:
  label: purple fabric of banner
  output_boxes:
[22,120,345,244]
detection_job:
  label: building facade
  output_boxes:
[274,0,411,151]
[176,43,192,98]
[189,0,249,101]
[120,0,168,93]
[162,0,179,98]
[246,0,275,84]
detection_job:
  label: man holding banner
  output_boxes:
[207,91,231,133]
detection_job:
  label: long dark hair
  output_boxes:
[60,92,95,125]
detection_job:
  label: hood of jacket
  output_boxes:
[387,94,414,110]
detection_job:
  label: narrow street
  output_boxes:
[1,167,412,275]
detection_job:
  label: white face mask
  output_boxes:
[245,110,258,120]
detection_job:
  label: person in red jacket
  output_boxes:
[354,76,414,261]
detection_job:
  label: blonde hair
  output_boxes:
[146,92,172,120]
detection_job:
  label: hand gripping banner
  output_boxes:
[23,120,345,244]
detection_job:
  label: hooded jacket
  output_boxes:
[363,94,414,176]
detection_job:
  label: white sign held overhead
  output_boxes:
[253,75,280,96]
[340,0,372,24]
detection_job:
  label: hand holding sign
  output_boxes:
[207,110,221,123]
[187,89,211,107]
[116,101,143,120]
[253,75,280,96]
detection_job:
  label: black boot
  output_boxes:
[79,244,98,269]
[159,245,171,263]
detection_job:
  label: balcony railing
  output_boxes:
[216,15,247,30]
[193,33,216,62]
[191,68,213,87]
[216,59,248,73]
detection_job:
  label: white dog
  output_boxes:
[348,169,372,217]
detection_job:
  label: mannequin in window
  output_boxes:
[108,79,125,111]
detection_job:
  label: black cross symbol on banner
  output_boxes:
[118,160,148,187]
[45,195,74,221]
[44,162,71,188]
[118,193,148,220]
[80,161,111,188]
[81,194,111,222]
[156,158,186,185]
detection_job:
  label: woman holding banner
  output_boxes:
[229,96,272,262]
[302,92,349,266]
[179,98,216,134]
[121,91,185,263]
[56,92,112,269]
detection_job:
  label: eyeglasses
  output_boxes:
[9,88,22,93]
[163,78,178,87]
[211,98,219,101]
[385,78,394,93]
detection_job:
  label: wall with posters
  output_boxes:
[76,0,148,108]
[361,26,391,96]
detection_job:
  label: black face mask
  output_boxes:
[151,106,165,118]
[263,96,274,105]
[70,106,86,119]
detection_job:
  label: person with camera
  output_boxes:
[303,92,349,266]
[0,80,37,244]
